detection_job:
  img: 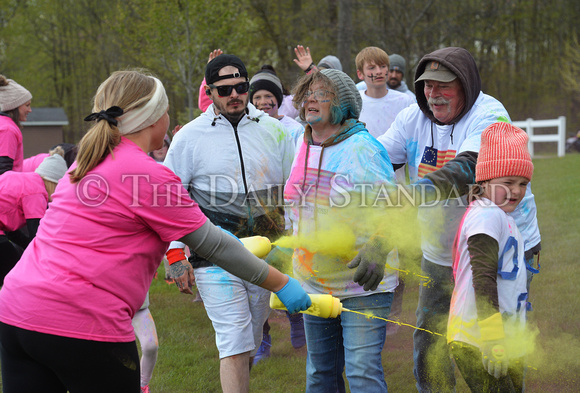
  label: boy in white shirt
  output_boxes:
[356,47,415,140]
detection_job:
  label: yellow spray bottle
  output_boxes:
[270,293,343,319]
[239,236,273,258]
[241,236,343,319]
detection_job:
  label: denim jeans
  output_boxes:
[413,257,456,392]
[304,292,394,393]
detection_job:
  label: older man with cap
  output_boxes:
[377,47,541,392]
[164,54,296,393]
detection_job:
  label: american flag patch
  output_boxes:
[418,146,457,178]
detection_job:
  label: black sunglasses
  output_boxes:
[208,82,250,97]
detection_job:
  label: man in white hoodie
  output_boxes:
[164,54,295,393]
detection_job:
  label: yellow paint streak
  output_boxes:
[342,308,446,337]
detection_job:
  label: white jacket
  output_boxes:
[165,103,296,252]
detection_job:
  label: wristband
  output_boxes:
[304,62,315,73]
[166,248,186,265]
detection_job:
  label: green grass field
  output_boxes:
[2,154,578,392]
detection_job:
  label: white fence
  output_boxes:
[512,116,566,157]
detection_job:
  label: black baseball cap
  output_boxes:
[205,54,248,84]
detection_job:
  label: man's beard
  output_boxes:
[387,78,401,89]
[215,98,247,123]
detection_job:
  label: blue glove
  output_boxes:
[274,275,311,314]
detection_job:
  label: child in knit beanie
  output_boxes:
[448,122,534,392]
[249,69,284,112]
[248,66,305,145]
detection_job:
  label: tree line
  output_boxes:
[1,0,579,144]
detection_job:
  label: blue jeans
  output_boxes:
[413,257,456,392]
[304,292,394,393]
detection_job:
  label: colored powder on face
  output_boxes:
[307,115,323,125]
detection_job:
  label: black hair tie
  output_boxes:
[84,106,124,126]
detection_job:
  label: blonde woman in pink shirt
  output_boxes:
[0,70,310,393]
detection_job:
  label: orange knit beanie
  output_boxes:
[475,122,534,182]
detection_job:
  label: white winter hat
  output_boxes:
[35,154,68,183]
[0,75,32,112]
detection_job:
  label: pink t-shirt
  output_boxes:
[0,138,207,342]
[0,115,23,171]
[0,171,48,234]
[22,153,49,172]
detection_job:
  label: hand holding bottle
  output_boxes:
[274,275,312,314]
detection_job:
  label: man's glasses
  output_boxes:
[208,82,250,97]
[304,89,332,101]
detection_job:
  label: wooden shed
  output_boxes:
[21,107,68,158]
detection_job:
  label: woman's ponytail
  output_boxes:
[69,121,121,183]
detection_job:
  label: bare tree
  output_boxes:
[337,0,353,75]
